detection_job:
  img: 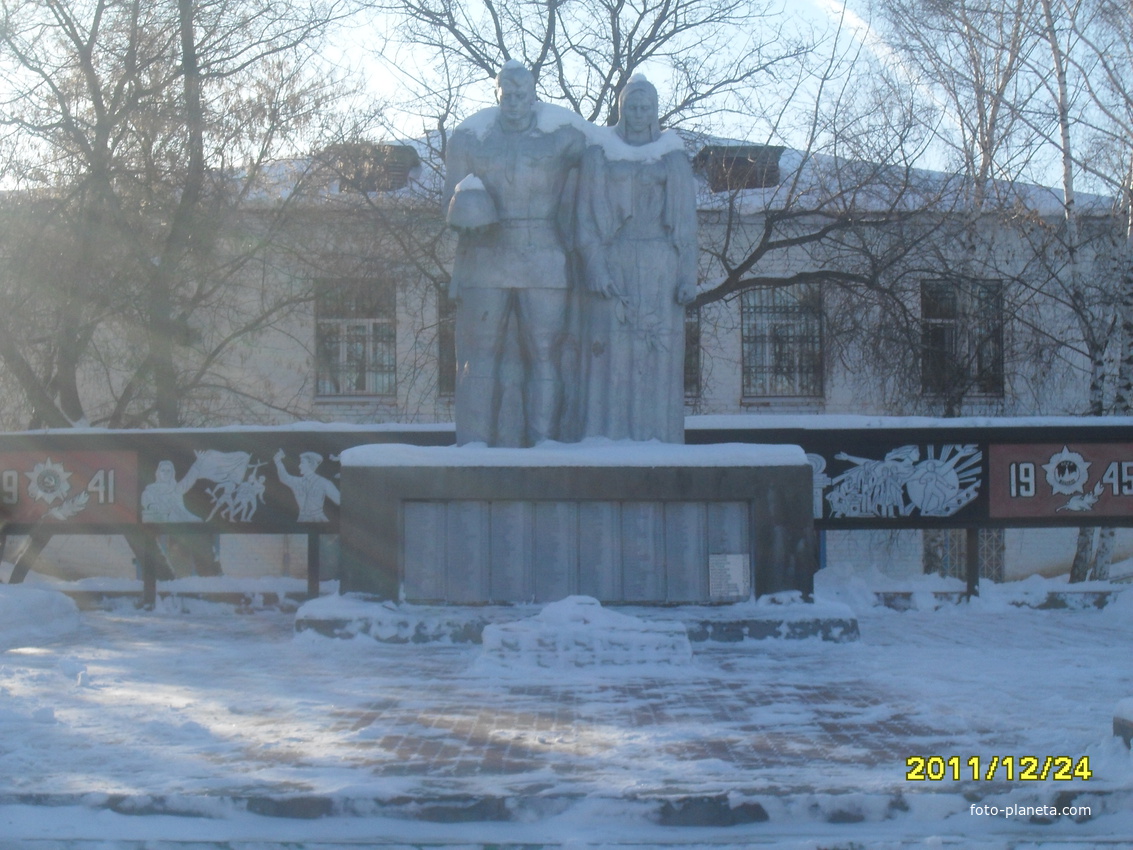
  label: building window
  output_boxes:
[741,284,823,398]
[437,290,456,397]
[684,306,701,399]
[321,142,421,192]
[693,145,784,192]
[923,528,1005,583]
[315,277,396,397]
[921,279,1004,398]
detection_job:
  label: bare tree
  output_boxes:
[1043,0,1133,578]
[875,0,1049,198]
[0,0,350,428]
[874,0,1133,579]
[366,0,811,131]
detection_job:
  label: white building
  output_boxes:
[7,139,1131,587]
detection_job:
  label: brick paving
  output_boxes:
[4,603,1133,847]
[312,669,965,798]
[8,603,1118,810]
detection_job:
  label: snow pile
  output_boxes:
[719,589,857,621]
[476,595,692,671]
[975,573,1066,610]
[297,592,400,622]
[0,584,80,650]
[296,593,491,643]
[968,573,1128,612]
[815,561,966,610]
[1098,579,1133,619]
[815,561,1130,614]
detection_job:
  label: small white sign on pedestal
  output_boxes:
[709,553,750,600]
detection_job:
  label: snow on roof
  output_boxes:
[237,110,1117,218]
[684,138,1114,217]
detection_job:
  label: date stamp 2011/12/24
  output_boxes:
[906,755,1092,782]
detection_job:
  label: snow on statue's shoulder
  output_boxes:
[455,107,499,140]
[455,101,590,141]
[535,101,590,134]
[591,125,686,162]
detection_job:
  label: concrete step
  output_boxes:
[0,786,1126,841]
[294,597,861,644]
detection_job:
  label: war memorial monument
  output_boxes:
[336,63,817,608]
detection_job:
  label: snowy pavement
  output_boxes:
[0,575,1131,847]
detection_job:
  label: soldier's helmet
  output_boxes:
[447,174,498,230]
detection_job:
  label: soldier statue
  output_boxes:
[442,61,586,446]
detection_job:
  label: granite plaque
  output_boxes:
[709,553,750,599]
[621,501,665,601]
[665,502,707,602]
[533,501,578,601]
[490,501,532,601]
[403,501,446,601]
[445,500,490,602]
[342,450,817,603]
[708,502,749,555]
[578,501,620,600]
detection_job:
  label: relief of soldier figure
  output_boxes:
[443,61,698,447]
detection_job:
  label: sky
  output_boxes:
[327,0,879,142]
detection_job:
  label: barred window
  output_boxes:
[921,279,1003,397]
[315,278,396,397]
[923,528,1005,583]
[741,285,823,398]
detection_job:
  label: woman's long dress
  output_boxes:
[575,143,698,442]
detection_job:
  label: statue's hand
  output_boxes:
[587,274,617,298]
[676,281,697,305]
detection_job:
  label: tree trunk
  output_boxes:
[148,0,207,428]
[923,528,948,576]
[1040,0,1102,585]
[1112,248,1133,412]
[1091,527,1115,581]
[1069,527,1094,583]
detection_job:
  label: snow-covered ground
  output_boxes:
[0,568,1130,848]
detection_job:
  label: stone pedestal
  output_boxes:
[338,441,816,604]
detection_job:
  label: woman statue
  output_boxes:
[575,75,698,442]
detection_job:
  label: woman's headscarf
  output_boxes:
[615,75,662,143]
